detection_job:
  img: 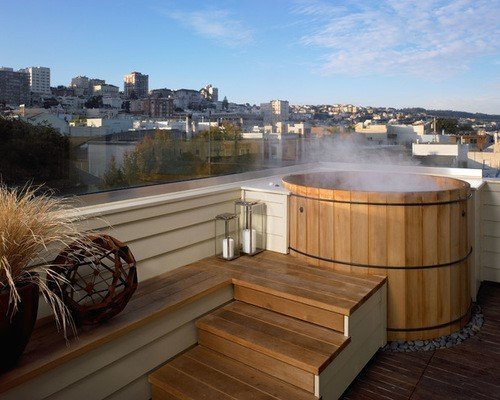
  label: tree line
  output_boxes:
[102,123,257,189]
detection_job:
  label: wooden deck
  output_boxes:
[341,281,500,400]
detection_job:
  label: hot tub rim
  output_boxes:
[282,171,471,206]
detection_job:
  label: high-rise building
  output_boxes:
[21,66,51,95]
[124,72,148,99]
[261,99,290,123]
[0,67,30,106]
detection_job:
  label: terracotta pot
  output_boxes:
[0,281,39,372]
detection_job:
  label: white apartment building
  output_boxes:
[412,142,468,167]
[261,100,290,123]
[21,66,51,95]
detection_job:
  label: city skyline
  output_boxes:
[1,0,499,113]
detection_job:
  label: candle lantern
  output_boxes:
[235,200,265,255]
[215,213,240,260]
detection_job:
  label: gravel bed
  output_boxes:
[382,304,484,352]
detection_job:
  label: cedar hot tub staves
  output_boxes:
[283,171,472,341]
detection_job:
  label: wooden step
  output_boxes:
[234,285,345,332]
[149,346,318,400]
[199,253,386,317]
[196,301,350,393]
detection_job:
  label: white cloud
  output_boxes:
[167,9,253,47]
[293,0,500,78]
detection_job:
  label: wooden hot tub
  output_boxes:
[282,171,471,341]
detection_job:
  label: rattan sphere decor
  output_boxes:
[49,234,137,326]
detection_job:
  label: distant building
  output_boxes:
[70,76,106,96]
[70,76,90,95]
[387,122,432,145]
[70,76,89,88]
[124,71,148,99]
[57,95,86,111]
[261,122,311,138]
[261,100,289,123]
[147,97,174,118]
[128,99,144,115]
[288,122,311,136]
[93,84,119,98]
[355,121,388,143]
[89,78,106,89]
[129,97,174,118]
[51,85,76,97]
[468,133,500,169]
[20,66,51,95]
[173,89,203,110]
[412,143,468,167]
[150,88,173,99]
[69,117,133,137]
[0,67,30,106]
[200,84,218,102]
[448,133,489,151]
[102,97,123,109]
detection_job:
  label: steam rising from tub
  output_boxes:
[293,134,449,191]
[303,133,419,167]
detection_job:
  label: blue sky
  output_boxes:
[1,0,499,113]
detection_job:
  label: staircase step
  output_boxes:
[225,301,348,350]
[196,301,350,392]
[234,285,345,331]
[198,330,315,392]
[232,276,356,315]
[149,346,317,400]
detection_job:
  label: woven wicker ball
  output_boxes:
[49,234,137,326]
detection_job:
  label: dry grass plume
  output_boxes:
[0,184,92,338]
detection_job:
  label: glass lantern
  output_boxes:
[235,200,266,256]
[215,213,240,260]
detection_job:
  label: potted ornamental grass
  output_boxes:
[0,184,89,371]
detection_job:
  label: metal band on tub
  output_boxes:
[288,246,473,270]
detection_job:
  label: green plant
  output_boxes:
[0,184,91,338]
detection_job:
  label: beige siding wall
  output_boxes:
[37,187,241,319]
[481,180,500,282]
[4,286,233,400]
[83,188,241,281]
[242,190,289,254]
